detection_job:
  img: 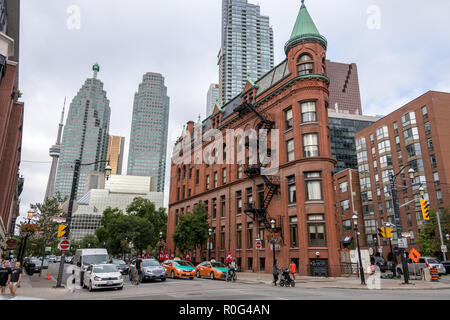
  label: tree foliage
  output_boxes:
[418,208,450,259]
[172,202,209,254]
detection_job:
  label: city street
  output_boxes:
[8,262,449,300]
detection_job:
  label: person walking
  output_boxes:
[9,261,22,297]
[133,255,143,285]
[0,260,11,295]
[289,260,297,282]
[272,262,279,286]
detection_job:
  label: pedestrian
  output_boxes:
[9,261,22,297]
[289,260,296,282]
[0,260,11,295]
[272,262,279,286]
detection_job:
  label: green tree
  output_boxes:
[418,208,450,259]
[172,202,209,255]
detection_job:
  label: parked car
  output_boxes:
[112,259,129,275]
[83,264,123,291]
[396,257,446,276]
[24,258,44,275]
[162,259,195,280]
[440,260,450,274]
[370,256,389,273]
[195,260,229,280]
[48,255,56,263]
[129,259,166,282]
[64,256,73,264]
[55,256,61,263]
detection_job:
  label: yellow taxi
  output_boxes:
[195,260,229,280]
[162,259,195,280]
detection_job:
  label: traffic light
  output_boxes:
[377,227,385,238]
[385,227,394,239]
[420,199,430,220]
[57,224,67,238]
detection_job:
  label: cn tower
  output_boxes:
[44,98,66,201]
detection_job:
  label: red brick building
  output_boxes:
[0,32,23,249]
[354,91,450,258]
[168,3,343,276]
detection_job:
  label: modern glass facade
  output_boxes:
[219,0,274,105]
[206,83,219,116]
[328,110,380,173]
[127,72,170,193]
[54,68,111,200]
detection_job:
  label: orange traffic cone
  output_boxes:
[47,272,51,280]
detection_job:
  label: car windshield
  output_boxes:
[143,260,160,267]
[30,259,41,265]
[211,262,227,268]
[93,265,118,273]
[83,255,109,266]
[112,260,126,265]
[174,260,193,267]
[428,258,440,264]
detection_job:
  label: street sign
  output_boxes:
[45,247,52,252]
[57,224,67,238]
[58,239,71,251]
[401,232,410,238]
[409,248,421,263]
[255,240,262,249]
[369,248,374,255]
[271,244,280,251]
[398,238,408,248]
[52,217,66,223]
[442,245,448,253]
[5,238,17,248]
[394,247,400,255]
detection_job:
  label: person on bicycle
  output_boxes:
[228,258,237,280]
[134,255,143,285]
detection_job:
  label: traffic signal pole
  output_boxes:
[55,159,80,288]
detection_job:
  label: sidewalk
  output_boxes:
[7,272,70,300]
[236,271,450,290]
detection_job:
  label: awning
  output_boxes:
[340,236,353,244]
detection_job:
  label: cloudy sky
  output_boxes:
[17,0,450,224]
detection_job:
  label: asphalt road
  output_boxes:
[43,263,450,300]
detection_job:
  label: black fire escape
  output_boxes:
[234,101,281,233]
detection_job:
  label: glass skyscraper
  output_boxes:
[219,0,274,105]
[54,64,111,200]
[127,72,170,193]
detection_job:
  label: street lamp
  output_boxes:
[55,159,111,288]
[159,232,163,261]
[352,214,366,285]
[208,228,212,261]
[270,219,277,267]
[17,209,35,264]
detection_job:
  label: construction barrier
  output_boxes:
[422,268,431,281]
[430,267,439,282]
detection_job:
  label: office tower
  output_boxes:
[106,135,125,175]
[206,83,219,116]
[54,64,111,200]
[44,100,65,201]
[219,0,274,105]
[328,109,380,173]
[127,72,170,193]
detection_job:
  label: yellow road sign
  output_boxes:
[57,224,67,238]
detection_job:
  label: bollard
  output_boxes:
[47,272,51,280]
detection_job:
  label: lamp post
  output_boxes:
[208,228,212,261]
[385,222,397,277]
[270,219,277,268]
[352,214,365,285]
[256,235,261,279]
[389,166,415,284]
[159,232,163,261]
[55,159,111,288]
[17,209,35,265]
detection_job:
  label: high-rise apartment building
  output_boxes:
[127,72,170,193]
[219,0,274,105]
[206,83,219,116]
[54,64,111,200]
[355,91,450,252]
[107,135,125,175]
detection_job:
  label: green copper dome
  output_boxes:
[284,1,327,54]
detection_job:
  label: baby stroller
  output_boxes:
[279,269,295,287]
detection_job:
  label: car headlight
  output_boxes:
[118,275,122,280]
[94,276,102,281]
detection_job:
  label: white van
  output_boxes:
[72,248,109,287]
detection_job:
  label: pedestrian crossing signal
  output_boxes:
[57,224,67,238]
[420,199,430,220]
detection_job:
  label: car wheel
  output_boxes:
[161,278,166,282]
[196,270,201,278]
[210,272,215,280]
[88,281,93,292]
[118,286,123,290]
[171,271,175,279]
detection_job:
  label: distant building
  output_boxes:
[328,109,380,173]
[54,64,111,200]
[127,72,170,193]
[219,0,274,105]
[206,83,219,116]
[70,175,164,241]
[107,135,125,175]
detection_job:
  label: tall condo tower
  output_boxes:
[219,0,274,105]
[54,64,111,200]
[44,99,65,201]
[206,83,219,116]
[127,72,170,193]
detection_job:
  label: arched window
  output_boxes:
[297,54,314,75]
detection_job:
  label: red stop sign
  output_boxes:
[256,241,262,249]
[59,239,71,250]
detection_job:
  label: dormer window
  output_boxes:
[297,54,313,75]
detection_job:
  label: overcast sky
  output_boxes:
[17,0,450,225]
